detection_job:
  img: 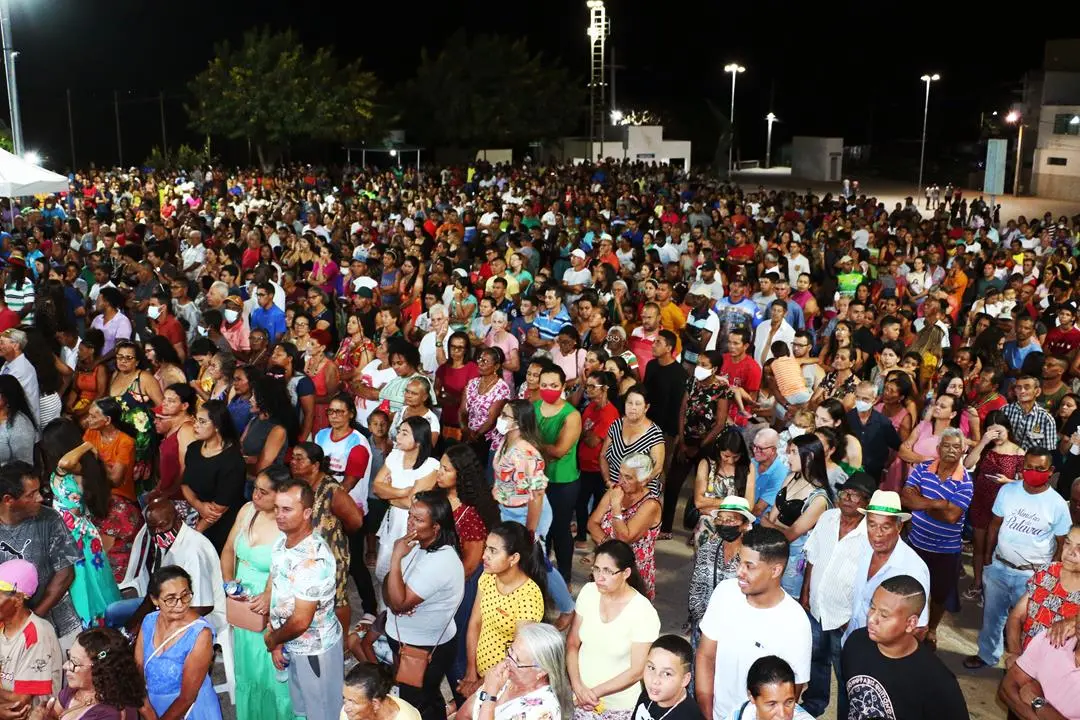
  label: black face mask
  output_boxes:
[716,525,742,543]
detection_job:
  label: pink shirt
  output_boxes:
[1016,632,1080,719]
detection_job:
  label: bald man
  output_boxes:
[752,428,789,517]
[109,497,226,633]
[841,575,968,720]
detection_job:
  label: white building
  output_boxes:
[791,137,844,182]
[1032,107,1080,200]
[553,125,691,171]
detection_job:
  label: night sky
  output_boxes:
[7,0,1056,170]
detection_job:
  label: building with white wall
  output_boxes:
[1032,108,1080,200]
[790,137,844,182]
[552,125,691,171]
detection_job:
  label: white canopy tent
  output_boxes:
[0,147,68,197]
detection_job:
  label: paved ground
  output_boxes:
[733,167,1080,222]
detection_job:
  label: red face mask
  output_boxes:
[539,389,562,405]
[1022,468,1052,487]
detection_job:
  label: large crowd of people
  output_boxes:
[0,159,1077,720]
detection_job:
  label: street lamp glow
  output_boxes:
[724,63,745,74]
[764,113,778,169]
[1070,115,1080,125]
[920,73,941,82]
[388,149,397,157]
[610,109,623,124]
[1006,111,1020,124]
[22,150,39,166]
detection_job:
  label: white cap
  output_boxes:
[571,248,587,260]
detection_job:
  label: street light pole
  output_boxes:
[0,0,24,156]
[1006,111,1025,196]
[916,73,940,198]
[725,63,745,175]
[765,113,777,169]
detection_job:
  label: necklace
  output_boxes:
[646,692,688,720]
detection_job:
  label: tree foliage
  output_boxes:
[398,31,583,150]
[186,27,384,167]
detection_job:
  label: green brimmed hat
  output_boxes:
[716,496,756,523]
[857,490,912,522]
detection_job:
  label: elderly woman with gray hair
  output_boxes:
[586,452,662,599]
[457,622,573,720]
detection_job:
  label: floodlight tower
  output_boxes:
[586,0,609,163]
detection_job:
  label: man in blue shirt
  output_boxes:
[249,281,287,343]
[533,286,572,346]
[751,429,789,517]
[966,448,1071,669]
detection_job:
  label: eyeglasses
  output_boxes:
[159,590,193,608]
[116,354,136,361]
[506,647,539,669]
[591,566,624,579]
[838,490,866,502]
[752,444,775,453]
[327,408,348,415]
[63,653,87,672]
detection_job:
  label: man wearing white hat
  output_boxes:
[843,490,930,645]
[561,248,592,306]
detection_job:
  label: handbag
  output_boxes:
[226,596,267,632]
[391,554,454,688]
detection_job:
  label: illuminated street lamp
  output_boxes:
[916,73,940,197]
[1006,111,1024,195]
[610,109,623,125]
[725,63,745,174]
[765,113,778,169]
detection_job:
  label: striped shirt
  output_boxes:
[3,279,33,322]
[533,305,572,341]
[604,418,665,486]
[905,460,973,554]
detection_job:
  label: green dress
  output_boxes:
[232,507,300,720]
[533,400,579,484]
[50,470,121,627]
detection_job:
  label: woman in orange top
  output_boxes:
[83,397,144,583]
[65,330,108,420]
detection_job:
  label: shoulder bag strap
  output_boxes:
[148,619,202,662]
[393,550,456,659]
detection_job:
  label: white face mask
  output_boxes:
[224,309,239,324]
[147,305,162,320]
[197,326,208,337]
[693,366,713,381]
[495,416,513,435]
[854,399,873,413]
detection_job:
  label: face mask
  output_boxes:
[224,309,239,324]
[153,528,177,550]
[1071,443,1080,456]
[854,399,873,413]
[1022,468,1053,487]
[147,305,162,320]
[715,525,742,543]
[495,416,513,435]
[539,388,562,404]
[694,366,713,381]
[197,326,208,337]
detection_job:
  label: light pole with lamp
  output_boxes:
[725,63,745,174]
[1006,111,1025,195]
[916,73,940,197]
[765,112,778,169]
[0,0,24,156]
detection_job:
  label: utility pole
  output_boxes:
[0,0,24,156]
[159,91,168,157]
[66,88,76,169]
[114,90,123,167]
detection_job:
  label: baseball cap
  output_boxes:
[355,286,374,299]
[0,559,38,596]
[700,260,716,271]
[571,248,587,260]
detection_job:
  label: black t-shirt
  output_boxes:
[643,358,687,436]
[182,441,247,554]
[841,628,968,720]
[631,692,703,720]
[853,326,882,378]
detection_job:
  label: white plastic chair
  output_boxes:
[213,625,236,706]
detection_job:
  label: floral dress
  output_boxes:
[464,377,512,441]
[335,335,374,395]
[599,487,661,599]
[50,470,122,627]
[469,682,560,720]
[311,477,351,608]
[687,536,740,642]
[682,376,734,444]
[1022,562,1080,648]
[819,370,858,401]
[112,374,155,493]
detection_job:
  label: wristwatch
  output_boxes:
[1031,697,1046,713]
[479,691,498,703]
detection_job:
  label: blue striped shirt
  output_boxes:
[533,306,572,341]
[905,460,973,554]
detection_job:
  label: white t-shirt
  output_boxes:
[418,332,452,375]
[390,409,441,440]
[181,243,207,280]
[356,360,398,426]
[700,578,812,720]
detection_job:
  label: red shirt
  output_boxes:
[154,314,187,353]
[241,247,261,271]
[0,307,19,332]
[720,353,762,394]
[579,401,621,472]
[1044,326,1080,357]
[727,243,756,264]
